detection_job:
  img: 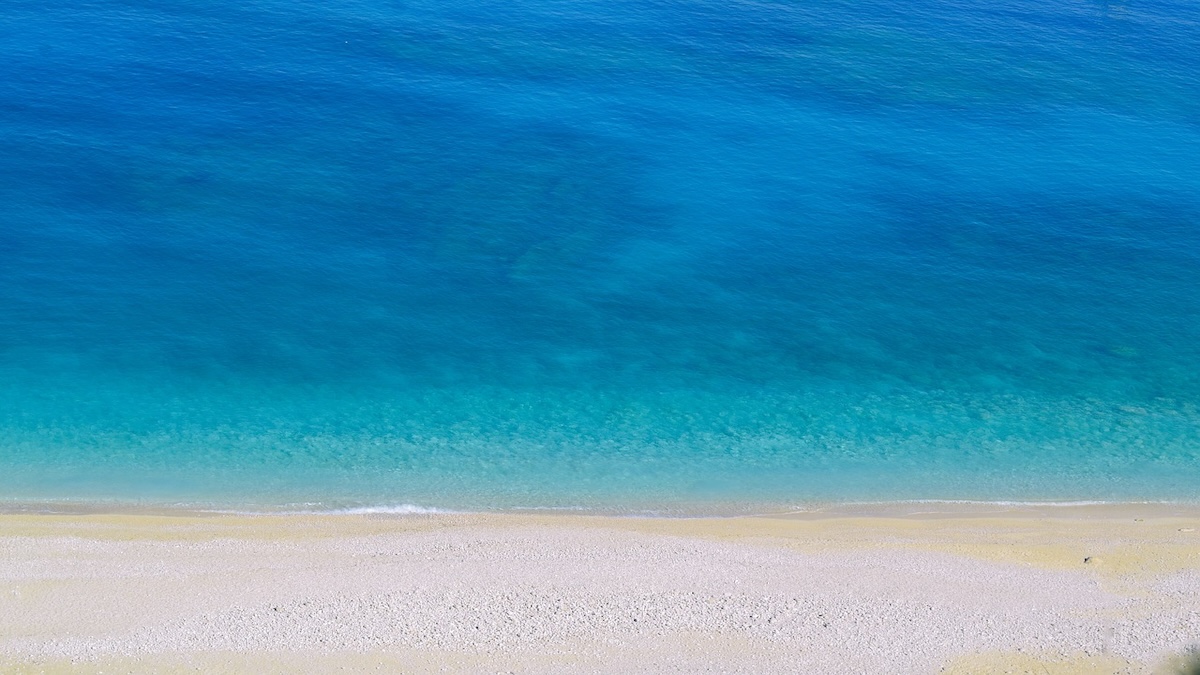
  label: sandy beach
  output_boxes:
[2,503,1198,674]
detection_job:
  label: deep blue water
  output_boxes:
[1,0,1198,511]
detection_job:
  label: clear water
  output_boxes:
[1,0,1198,512]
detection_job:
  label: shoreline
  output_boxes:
[3,506,1198,673]
[4,497,1200,519]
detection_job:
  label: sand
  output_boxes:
[1,503,1198,674]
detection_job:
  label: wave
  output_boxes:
[319,503,457,515]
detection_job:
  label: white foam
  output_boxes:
[330,504,457,515]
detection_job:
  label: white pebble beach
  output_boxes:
[2,503,1199,674]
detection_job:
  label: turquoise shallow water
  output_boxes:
[1,0,1199,512]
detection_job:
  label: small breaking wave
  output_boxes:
[326,503,458,515]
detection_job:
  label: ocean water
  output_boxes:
[1,0,1198,512]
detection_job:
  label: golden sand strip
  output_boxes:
[1,504,1198,674]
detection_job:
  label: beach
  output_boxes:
[2,504,1198,674]
[4,0,1200,670]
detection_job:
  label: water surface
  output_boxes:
[2,0,1199,511]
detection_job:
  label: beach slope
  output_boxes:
[2,505,1198,673]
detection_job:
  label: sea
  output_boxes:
[1,0,1198,513]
